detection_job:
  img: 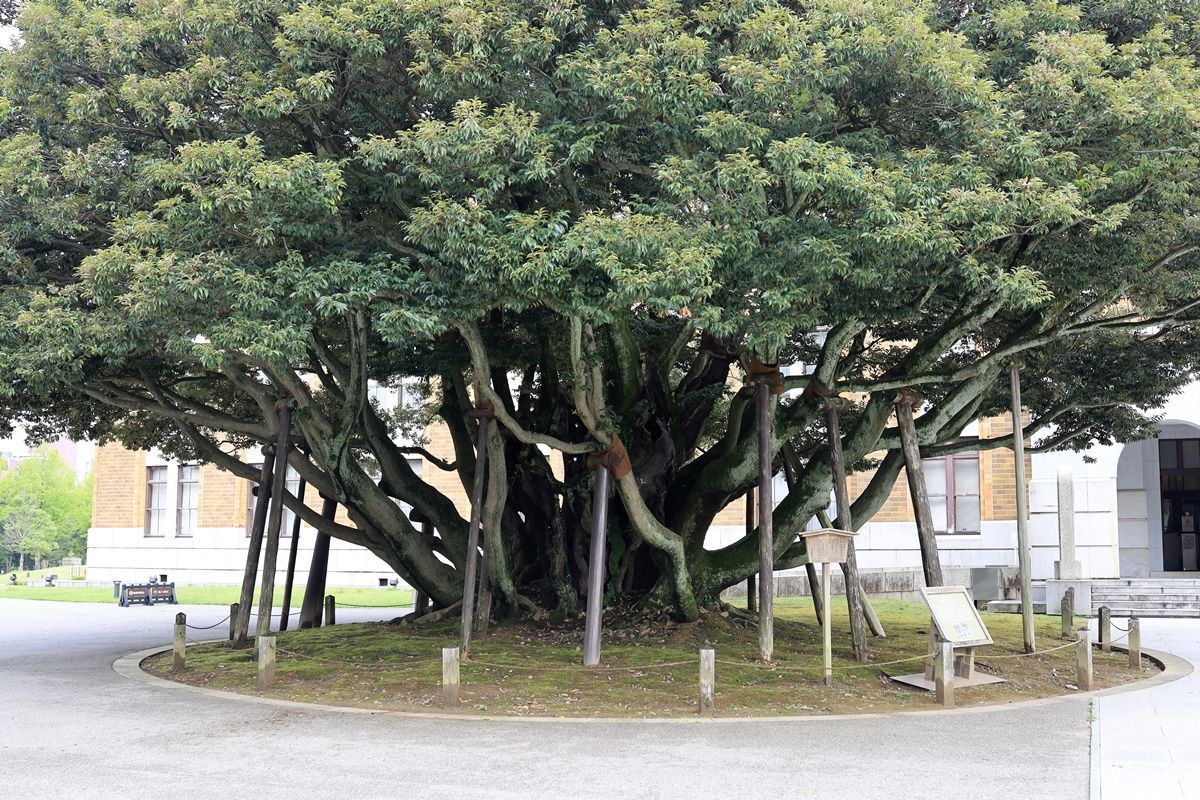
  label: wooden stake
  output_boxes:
[279,479,306,632]
[173,612,186,672]
[935,638,954,708]
[1077,628,1092,691]
[756,377,775,662]
[826,401,868,662]
[324,594,335,626]
[894,391,943,587]
[255,402,293,644]
[1099,606,1111,653]
[460,409,491,654]
[228,603,238,642]
[257,634,275,691]
[1061,587,1075,640]
[699,647,715,715]
[1128,617,1141,669]
[233,451,277,647]
[442,646,460,707]
[1009,363,1035,654]
[298,497,336,629]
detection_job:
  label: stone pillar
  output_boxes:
[1055,468,1083,579]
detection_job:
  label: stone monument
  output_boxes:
[1045,468,1091,615]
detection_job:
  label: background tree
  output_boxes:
[0,0,1197,619]
[0,449,93,569]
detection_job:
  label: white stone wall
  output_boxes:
[85,523,408,589]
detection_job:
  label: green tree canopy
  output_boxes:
[0,0,1197,618]
[0,448,92,569]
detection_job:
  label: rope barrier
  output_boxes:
[276,647,441,669]
[335,601,411,608]
[466,658,697,673]
[185,614,231,631]
[976,639,1079,659]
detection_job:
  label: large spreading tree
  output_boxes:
[1,0,1198,621]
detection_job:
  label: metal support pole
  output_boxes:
[459,409,491,654]
[583,462,612,666]
[757,377,775,662]
[1010,362,1035,654]
[233,451,277,647]
[745,488,756,613]
[822,562,833,687]
[255,403,294,643]
[298,497,336,629]
[279,479,306,632]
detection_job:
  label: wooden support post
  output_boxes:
[255,403,293,643]
[228,603,238,642]
[756,377,775,662]
[279,479,306,632]
[1128,617,1141,669]
[699,647,715,715]
[324,594,335,626]
[935,638,954,709]
[822,562,833,688]
[1061,587,1075,640]
[460,406,491,655]
[173,612,186,672]
[583,461,611,667]
[894,391,944,587]
[257,634,276,691]
[1099,606,1111,653]
[1009,363,1036,654]
[1077,628,1093,691]
[745,489,756,613]
[474,554,492,637]
[442,646,460,707]
[826,401,868,661]
[233,451,277,647]
[415,590,430,616]
[298,497,336,629]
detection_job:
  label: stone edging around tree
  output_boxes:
[113,639,1192,725]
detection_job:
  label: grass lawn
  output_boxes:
[146,596,1156,718]
[0,583,412,607]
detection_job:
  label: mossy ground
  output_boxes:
[146,597,1156,718]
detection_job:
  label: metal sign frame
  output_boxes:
[918,585,993,648]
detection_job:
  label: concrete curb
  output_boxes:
[114,640,1192,726]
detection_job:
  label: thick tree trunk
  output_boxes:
[756,378,774,662]
[298,497,336,629]
[279,479,306,632]
[255,403,293,642]
[459,408,490,653]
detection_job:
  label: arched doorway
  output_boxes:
[1117,420,1200,576]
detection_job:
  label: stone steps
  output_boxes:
[1090,578,1200,617]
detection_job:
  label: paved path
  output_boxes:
[2,599,1174,800]
[1095,618,1200,800]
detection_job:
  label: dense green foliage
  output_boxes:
[0,448,92,569]
[0,0,1197,618]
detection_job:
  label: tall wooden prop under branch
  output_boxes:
[255,402,294,643]
[459,402,492,654]
[279,478,306,632]
[825,400,869,662]
[1009,362,1036,654]
[298,496,336,629]
[232,446,277,647]
[894,390,944,587]
[755,365,778,662]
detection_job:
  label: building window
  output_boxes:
[245,463,301,537]
[922,452,981,534]
[176,464,199,536]
[145,466,168,537]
